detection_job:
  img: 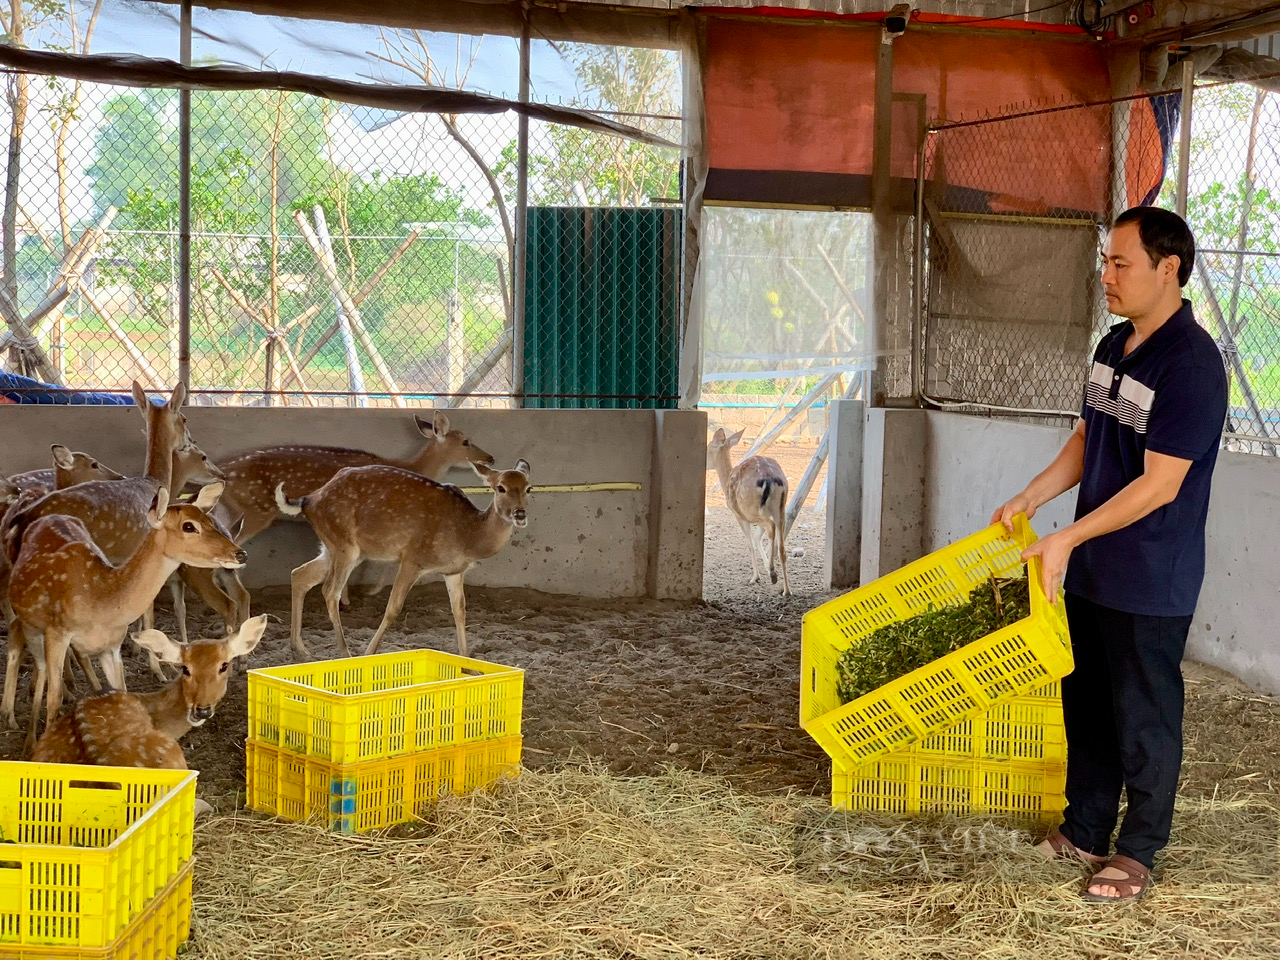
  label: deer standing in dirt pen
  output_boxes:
[4,482,247,737]
[179,411,496,632]
[31,614,268,769]
[277,459,532,659]
[706,427,792,596]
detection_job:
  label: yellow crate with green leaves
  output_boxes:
[247,648,524,765]
[0,763,195,953]
[801,515,1073,769]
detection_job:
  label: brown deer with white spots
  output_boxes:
[4,482,247,736]
[31,615,268,769]
[706,427,792,596]
[277,459,531,659]
[184,411,496,631]
[7,445,126,495]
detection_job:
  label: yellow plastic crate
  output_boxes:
[833,755,1066,823]
[801,515,1073,769]
[247,649,524,765]
[911,683,1066,764]
[0,763,196,951]
[3,862,193,960]
[246,736,522,834]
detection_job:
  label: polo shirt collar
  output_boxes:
[1114,298,1194,362]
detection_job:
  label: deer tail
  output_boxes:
[274,482,304,517]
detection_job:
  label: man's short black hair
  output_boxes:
[1112,206,1195,287]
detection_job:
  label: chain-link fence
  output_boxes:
[0,26,681,408]
[920,80,1280,456]
[700,207,869,439]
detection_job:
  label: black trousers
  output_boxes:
[1058,593,1193,869]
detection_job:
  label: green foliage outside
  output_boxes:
[1157,84,1280,415]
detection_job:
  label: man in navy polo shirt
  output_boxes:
[992,206,1227,903]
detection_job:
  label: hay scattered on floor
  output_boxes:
[188,764,1280,960]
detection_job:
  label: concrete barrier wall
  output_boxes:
[855,409,1280,695]
[0,404,706,600]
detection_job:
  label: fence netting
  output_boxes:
[922,80,1280,455]
[0,4,682,408]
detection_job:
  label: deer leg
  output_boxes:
[442,573,468,658]
[738,518,762,584]
[777,523,791,597]
[41,631,73,733]
[184,565,242,635]
[2,618,28,730]
[99,645,127,692]
[321,549,362,659]
[764,520,779,585]
[24,655,46,759]
[362,561,420,657]
[289,551,331,659]
[169,574,190,645]
[224,568,253,628]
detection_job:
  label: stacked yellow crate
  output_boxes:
[801,516,1072,824]
[245,649,524,834]
[0,763,197,959]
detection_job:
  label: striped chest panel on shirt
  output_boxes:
[1085,361,1155,434]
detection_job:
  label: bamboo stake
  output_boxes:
[75,281,166,389]
[293,208,405,408]
[447,328,513,408]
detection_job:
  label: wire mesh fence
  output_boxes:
[921,81,1280,456]
[0,33,682,409]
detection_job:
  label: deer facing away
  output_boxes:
[277,460,532,659]
[181,410,497,631]
[31,615,268,769]
[706,427,792,596]
[4,482,247,735]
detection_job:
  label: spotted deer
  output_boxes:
[7,445,126,495]
[31,615,268,769]
[183,411,497,631]
[5,482,247,735]
[277,459,531,659]
[706,427,791,596]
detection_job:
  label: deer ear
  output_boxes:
[471,460,497,482]
[727,428,745,447]
[192,481,224,511]
[167,382,188,411]
[133,628,183,664]
[432,411,450,437]
[228,613,269,659]
[514,459,531,479]
[148,486,170,528]
[711,427,726,443]
[50,444,74,469]
[228,516,245,541]
[132,381,149,414]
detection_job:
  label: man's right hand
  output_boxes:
[990,495,1036,534]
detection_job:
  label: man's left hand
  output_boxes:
[1020,530,1077,605]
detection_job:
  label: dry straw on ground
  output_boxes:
[189,762,1280,960]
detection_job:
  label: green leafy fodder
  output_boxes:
[835,574,1030,705]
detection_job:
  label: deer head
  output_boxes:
[414,411,495,470]
[706,427,745,470]
[148,482,248,569]
[50,444,125,486]
[132,614,269,726]
[472,459,531,528]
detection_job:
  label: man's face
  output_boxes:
[1100,222,1179,320]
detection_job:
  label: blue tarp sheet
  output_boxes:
[0,373,134,406]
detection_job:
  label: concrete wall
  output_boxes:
[851,408,1280,695]
[0,404,706,600]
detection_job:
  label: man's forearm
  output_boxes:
[1056,470,1180,550]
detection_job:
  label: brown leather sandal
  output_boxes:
[1042,828,1107,863]
[1082,854,1152,903]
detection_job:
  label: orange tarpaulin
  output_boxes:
[704,18,1148,217]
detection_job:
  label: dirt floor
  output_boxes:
[1,439,1277,812]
